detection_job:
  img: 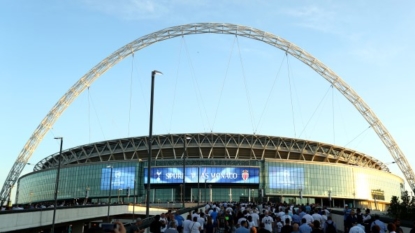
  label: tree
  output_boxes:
[388,195,401,218]
[388,192,415,220]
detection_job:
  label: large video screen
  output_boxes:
[268,166,304,189]
[101,167,135,190]
[144,167,259,184]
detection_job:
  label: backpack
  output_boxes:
[326,221,337,233]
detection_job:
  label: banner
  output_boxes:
[268,167,305,189]
[144,166,259,184]
[101,167,136,190]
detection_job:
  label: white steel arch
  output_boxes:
[1,23,414,202]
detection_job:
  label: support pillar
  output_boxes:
[71,222,84,233]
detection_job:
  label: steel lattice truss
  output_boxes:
[33,133,387,171]
[2,23,414,202]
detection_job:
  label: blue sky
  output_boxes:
[1,1,415,198]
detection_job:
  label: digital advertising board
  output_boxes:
[268,166,304,189]
[144,167,259,184]
[101,167,135,190]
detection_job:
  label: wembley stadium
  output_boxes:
[15,133,403,211]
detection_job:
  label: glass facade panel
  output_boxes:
[265,160,402,201]
[17,159,402,206]
[17,162,143,204]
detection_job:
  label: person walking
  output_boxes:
[299,218,312,233]
[370,215,387,233]
[189,217,202,233]
[280,218,293,233]
[205,216,215,233]
[165,222,179,233]
[324,216,337,233]
[130,218,145,233]
[261,211,274,233]
[183,215,193,233]
[175,213,185,233]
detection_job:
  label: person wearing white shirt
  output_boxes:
[182,215,193,233]
[302,213,314,225]
[281,209,292,226]
[165,222,179,233]
[320,211,328,227]
[311,209,322,225]
[370,215,387,233]
[349,221,365,233]
[198,213,206,231]
[261,211,274,233]
[277,207,285,218]
[323,207,330,217]
[192,210,200,221]
[189,217,201,233]
[250,209,260,228]
[160,219,168,233]
[238,216,247,225]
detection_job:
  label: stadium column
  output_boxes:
[70,222,84,233]
[182,135,191,208]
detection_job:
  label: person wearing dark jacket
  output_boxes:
[258,223,271,233]
[151,215,162,233]
[281,218,293,233]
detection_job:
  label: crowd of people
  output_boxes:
[129,202,337,233]
[126,202,415,233]
[342,204,409,233]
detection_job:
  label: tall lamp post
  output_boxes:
[107,165,113,222]
[146,70,163,218]
[52,137,63,233]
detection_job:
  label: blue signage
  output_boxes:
[101,167,135,190]
[144,167,259,184]
[268,166,304,189]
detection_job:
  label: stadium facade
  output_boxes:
[16,133,403,210]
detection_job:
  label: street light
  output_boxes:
[107,165,113,222]
[182,135,191,208]
[146,70,163,218]
[52,137,63,233]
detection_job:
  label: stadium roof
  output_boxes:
[34,133,389,172]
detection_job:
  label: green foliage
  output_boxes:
[387,191,415,220]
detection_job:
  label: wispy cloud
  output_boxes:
[81,0,170,20]
[349,43,405,65]
[279,5,339,33]
[80,0,210,21]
